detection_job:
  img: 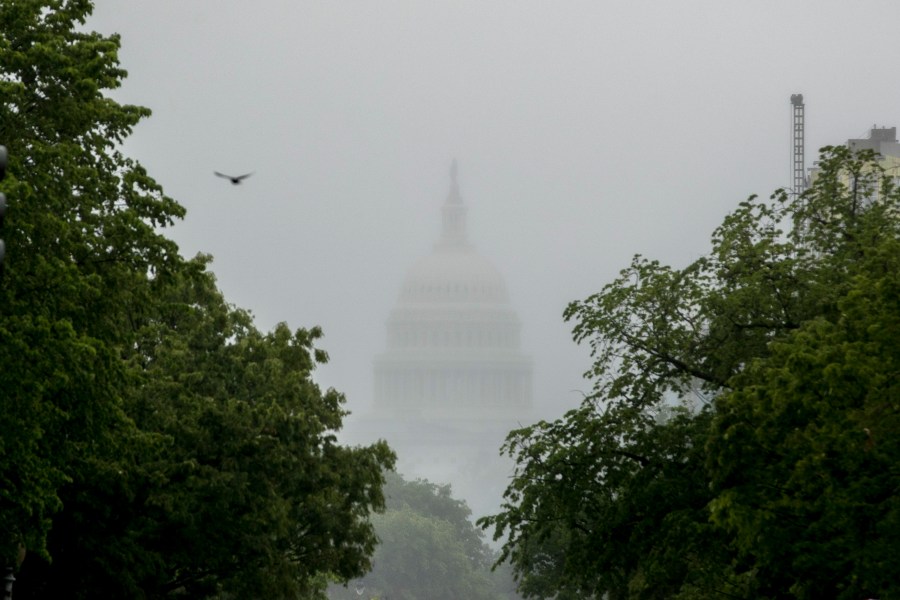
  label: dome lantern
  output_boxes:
[439,159,468,249]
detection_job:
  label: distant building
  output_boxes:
[809,125,900,191]
[847,125,900,159]
[346,161,533,516]
[373,160,532,420]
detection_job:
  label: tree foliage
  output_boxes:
[330,473,517,600]
[1,0,181,564]
[481,146,900,598]
[708,240,900,599]
[483,403,734,599]
[1,2,394,597]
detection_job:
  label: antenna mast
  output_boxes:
[791,94,806,194]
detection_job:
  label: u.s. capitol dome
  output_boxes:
[373,161,532,420]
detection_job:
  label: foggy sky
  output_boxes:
[88,0,900,424]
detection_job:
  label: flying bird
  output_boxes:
[214,171,254,184]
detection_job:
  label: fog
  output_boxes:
[88,1,900,509]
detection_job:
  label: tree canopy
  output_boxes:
[708,238,900,598]
[1,2,393,597]
[480,146,900,599]
[329,472,519,600]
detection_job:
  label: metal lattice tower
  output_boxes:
[791,94,806,194]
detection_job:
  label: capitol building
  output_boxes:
[349,161,533,515]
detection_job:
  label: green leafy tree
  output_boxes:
[1,0,183,566]
[481,403,735,599]
[707,232,900,599]
[1,2,395,597]
[330,473,514,600]
[481,145,900,598]
[380,471,494,570]
[18,258,395,598]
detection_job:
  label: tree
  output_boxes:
[482,403,736,600]
[481,145,900,598]
[703,147,900,598]
[1,0,183,566]
[707,239,900,599]
[1,2,395,597]
[330,473,515,600]
[18,257,395,598]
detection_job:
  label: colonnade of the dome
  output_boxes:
[374,362,531,412]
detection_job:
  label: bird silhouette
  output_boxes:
[214,171,254,184]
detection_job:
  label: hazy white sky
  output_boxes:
[89,0,900,422]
